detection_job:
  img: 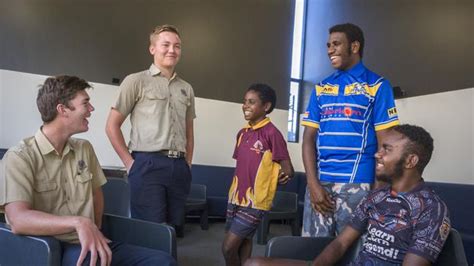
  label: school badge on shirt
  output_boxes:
[77,159,87,174]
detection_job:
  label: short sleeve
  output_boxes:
[113,74,139,117]
[407,200,451,263]
[268,127,290,162]
[2,151,35,205]
[83,141,107,189]
[301,86,320,129]
[373,79,399,131]
[187,85,197,120]
[232,129,244,160]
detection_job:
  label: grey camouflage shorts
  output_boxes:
[302,182,370,237]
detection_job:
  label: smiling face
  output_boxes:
[374,131,410,182]
[63,90,94,134]
[150,31,182,71]
[242,90,270,126]
[327,32,360,71]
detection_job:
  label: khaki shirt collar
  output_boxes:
[149,64,178,80]
[35,129,73,156]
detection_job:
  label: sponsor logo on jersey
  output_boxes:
[388,107,398,118]
[316,84,339,96]
[439,218,450,241]
[344,82,381,96]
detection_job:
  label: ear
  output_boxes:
[405,154,419,170]
[56,104,68,117]
[149,44,155,55]
[264,102,272,113]
[351,41,360,55]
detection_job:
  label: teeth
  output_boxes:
[244,111,251,116]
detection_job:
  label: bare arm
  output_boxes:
[402,253,431,266]
[6,201,112,265]
[93,187,104,229]
[277,159,294,184]
[105,108,133,171]
[185,116,194,166]
[312,226,361,266]
[302,126,334,214]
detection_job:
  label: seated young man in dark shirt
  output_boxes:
[246,124,450,266]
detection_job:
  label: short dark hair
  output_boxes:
[329,23,365,58]
[37,75,92,123]
[392,124,434,175]
[247,83,276,114]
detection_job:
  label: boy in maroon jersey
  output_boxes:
[222,83,294,266]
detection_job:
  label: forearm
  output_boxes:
[6,205,84,236]
[302,130,320,187]
[105,111,133,167]
[93,188,104,229]
[312,240,347,266]
[185,118,194,165]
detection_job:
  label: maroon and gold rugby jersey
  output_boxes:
[228,118,290,211]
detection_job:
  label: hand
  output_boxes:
[308,183,335,216]
[125,159,134,174]
[277,170,291,184]
[75,217,112,266]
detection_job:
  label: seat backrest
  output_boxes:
[188,183,206,200]
[265,236,361,265]
[434,228,468,266]
[271,191,298,212]
[102,177,130,217]
[0,222,62,266]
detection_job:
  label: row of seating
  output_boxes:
[0,212,177,265]
[265,229,469,265]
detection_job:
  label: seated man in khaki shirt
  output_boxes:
[1,75,176,266]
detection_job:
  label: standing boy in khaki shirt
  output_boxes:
[106,25,196,236]
[1,75,176,266]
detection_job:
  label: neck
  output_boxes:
[391,172,423,193]
[41,122,71,155]
[156,64,175,79]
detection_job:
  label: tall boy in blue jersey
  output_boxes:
[301,23,399,237]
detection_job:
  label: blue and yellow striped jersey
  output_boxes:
[302,62,399,183]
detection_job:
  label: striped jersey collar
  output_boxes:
[334,61,365,78]
[243,117,271,130]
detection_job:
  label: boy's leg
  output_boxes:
[333,183,370,234]
[109,241,177,266]
[239,238,253,264]
[129,152,169,223]
[222,231,247,266]
[223,204,265,266]
[302,182,336,237]
[167,158,192,237]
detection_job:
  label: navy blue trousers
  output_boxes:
[61,241,176,266]
[128,152,192,226]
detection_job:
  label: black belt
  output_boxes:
[158,150,186,159]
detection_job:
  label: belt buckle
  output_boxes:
[167,150,180,158]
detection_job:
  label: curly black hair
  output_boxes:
[392,124,434,175]
[329,23,365,58]
[247,83,276,114]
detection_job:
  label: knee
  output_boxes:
[244,257,266,266]
[221,241,238,259]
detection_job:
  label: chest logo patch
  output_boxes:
[250,140,264,154]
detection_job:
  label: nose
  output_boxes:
[374,147,383,159]
[327,44,335,56]
[89,103,95,112]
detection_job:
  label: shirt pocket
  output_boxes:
[74,171,93,201]
[33,180,58,208]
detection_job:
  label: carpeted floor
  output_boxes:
[177,219,294,266]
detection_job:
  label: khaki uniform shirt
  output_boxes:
[114,64,196,152]
[0,130,107,243]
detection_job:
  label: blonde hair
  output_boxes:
[149,24,180,44]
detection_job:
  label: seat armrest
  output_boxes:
[0,223,62,266]
[101,214,177,260]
